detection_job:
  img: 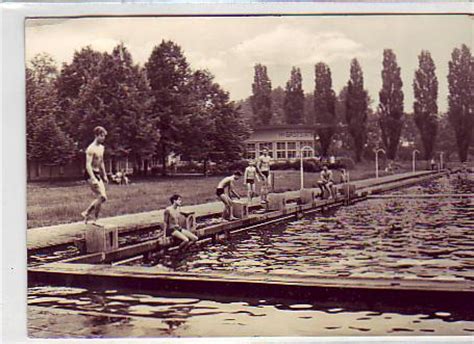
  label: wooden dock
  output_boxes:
[27,170,442,252]
[28,170,474,303]
[28,262,474,306]
[368,193,474,199]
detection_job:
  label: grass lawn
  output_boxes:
[27,162,413,229]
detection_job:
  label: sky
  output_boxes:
[25,15,472,112]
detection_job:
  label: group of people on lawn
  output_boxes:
[81,126,348,249]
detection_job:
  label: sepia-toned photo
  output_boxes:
[25,14,473,338]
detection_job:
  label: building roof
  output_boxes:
[251,123,345,132]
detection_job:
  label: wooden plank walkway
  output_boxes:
[369,193,474,199]
[28,262,474,303]
[27,171,440,251]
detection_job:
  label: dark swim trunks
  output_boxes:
[261,171,269,178]
[246,179,255,185]
[84,170,102,181]
[216,188,225,197]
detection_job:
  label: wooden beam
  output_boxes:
[28,262,474,305]
[369,193,474,199]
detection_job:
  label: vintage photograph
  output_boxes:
[25,15,473,338]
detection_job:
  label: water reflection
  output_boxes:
[28,285,474,337]
[154,177,473,282]
[28,177,474,337]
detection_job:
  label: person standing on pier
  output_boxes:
[257,148,272,204]
[216,171,242,221]
[244,161,259,203]
[163,194,198,249]
[81,126,108,226]
[317,165,335,199]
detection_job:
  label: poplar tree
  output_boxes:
[314,62,336,157]
[413,50,438,160]
[284,67,305,124]
[447,44,474,162]
[345,58,369,162]
[378,49,404,160]
[250,64,272,126]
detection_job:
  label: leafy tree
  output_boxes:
[145,40,191,174]
[26,54,75,178]
[314,62,336,157]
[250,64,272,126]
[447,44,474,162]
[437,113,458,161]
[304,93,315,125]
[56,47,104,135]
[345,59,369,162]
[271,86,286,125]
[184,70,250,172]
[378,49,404,160]
[62,44,157,174]
[284,67,305,124]
[413,50,439,160]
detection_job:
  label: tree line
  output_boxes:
[26,41,250,175]
[246,44,473,162]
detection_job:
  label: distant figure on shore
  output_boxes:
[257,148,272,204]
[430,158,437,170]
[216,171,242,221]
[163,194,198,249]
[112,169,130,185]
[318,165,335,199]
[244,161,259,203]
[339,168,349,184]
[457,162,470,180]
[81,126,108,226]
[385,160,394,174]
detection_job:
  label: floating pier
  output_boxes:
[28,170,473,304]
[368,193,474,199]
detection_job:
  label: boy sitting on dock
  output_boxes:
[216,171,242,221]
[317,165,335,199]
[244,161,259,202]
[163,194,198,249]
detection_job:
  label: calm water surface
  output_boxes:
[28,176,474,337]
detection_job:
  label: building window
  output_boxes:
[259,142,273,151]
[246,143,256,160]
[276,142,286,150]
[276,142,286,159]
[287,142,296,150]
[246,152,256,160]
[287,150,297,159]
[258,142,273,158]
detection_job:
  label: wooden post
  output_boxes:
[231,200,249,219]
[179,211,196,231]
[85,225,119,253]
[299,189,314,205]
[266,193,287,211]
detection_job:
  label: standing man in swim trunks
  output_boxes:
[257,148,272,204]
[81,126,108,225]
[216,171,242,221]
[244,161,259,203]
[163,194,199,249]
[317,164,335,199]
